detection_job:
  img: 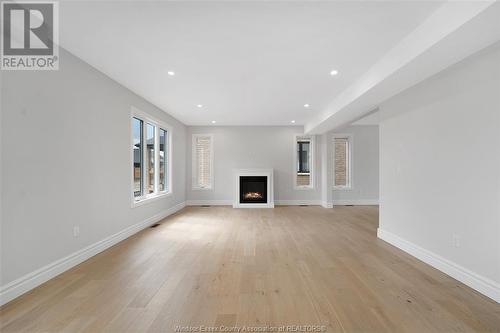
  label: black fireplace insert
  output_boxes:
[240,176,267,204]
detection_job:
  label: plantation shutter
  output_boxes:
[334,138,349,187]
[195,135,212,188]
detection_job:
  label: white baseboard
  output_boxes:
[186,200,324,206]
[275,200,322,206]
[185,199,377,207]
[377,228,500,304]
[186,200,232,206]
[333,199,379,206]
[0,201,186,306]
[321,201,333,208]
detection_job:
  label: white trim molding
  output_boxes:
[333,199,379,206]
[186,200,232,206]
[377,228,500,304]
[275,200,321,206]
[186,200,325,207]
[321,201,334,208]
[0,202,186,306]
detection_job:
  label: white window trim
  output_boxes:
[332,134,353,190]
[192,133,214,190]
[130,106,173,208]
[293,134,315,190]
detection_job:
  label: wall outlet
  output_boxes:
[452,234,461,248]
[73,226,80,238]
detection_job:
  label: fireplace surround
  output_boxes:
[233,169,274,208]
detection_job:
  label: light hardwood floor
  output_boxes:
[1,206,499,332]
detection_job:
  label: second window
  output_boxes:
[295,136,314,188]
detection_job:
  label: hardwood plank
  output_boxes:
[1,206,499,333]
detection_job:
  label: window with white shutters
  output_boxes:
[333,136,352,188]
[193,134,213,189]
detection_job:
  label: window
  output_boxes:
[146,123,155,194]
[192,134,213,190]
[131,110,171,205]
[132,117,143,198]
[333,136,351,188]
[159,129,167,192]
[295,135,314,189]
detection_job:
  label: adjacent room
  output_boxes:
[1,1,499,332]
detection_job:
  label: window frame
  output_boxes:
[293,134,315,190]
[130,107,173,207]
[332,134,353,190]
[145,122,157,195]
[192,133,214,191]
[132,117,144,198]
[158,128,168,192]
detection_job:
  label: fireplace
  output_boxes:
[240,176,267,204]
[234,169,274,208]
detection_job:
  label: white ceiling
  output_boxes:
[305,1,500,133]
[59,1,443,126]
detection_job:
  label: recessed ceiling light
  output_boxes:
[304,104,310,108]
[211,120,216,124]
[291,120,296,124]
[330,69,339,76]
[167,71,175,76]
[197,104,203,108]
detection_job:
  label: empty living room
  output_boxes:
[1,1,500,332]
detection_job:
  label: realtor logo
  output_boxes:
[1,1,59,70]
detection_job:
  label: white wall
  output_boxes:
[331,125,379,205]
[186,125,379,206]
[0,48,187,302]
[378,43,500,301]
[186,126,322,205]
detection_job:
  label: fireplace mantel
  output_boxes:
[233,169,274,208]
